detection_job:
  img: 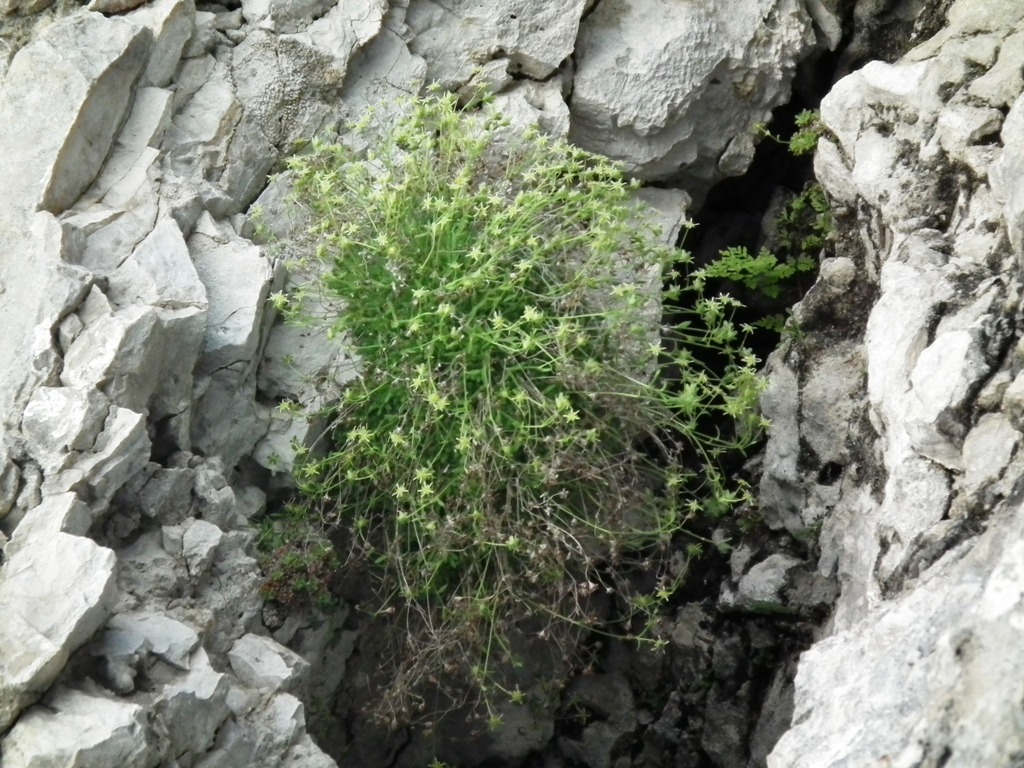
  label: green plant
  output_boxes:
[693,245,815,300]
[280,89,763,724]
[755,109,830,156]
[256,503,339,610]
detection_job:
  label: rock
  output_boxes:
[239,0,332,32]
[228,633,310,694]
[770,505,1024,768]
[163,61,242,187]
[192,371,267,469]
[20,387,110,475]
[3,494,92,559]
[406,0,586,87]
[568,0,817,197]
[109,217,207,308]
[107,612,200,670]
[300,0,387,70]
[44,405,150,510]
[722,554,804,614]
[557,674,636,768]
[182,518,223,577]
[0,13,151,217]
[0,534,117,731]
[338,7,427,123]
[130,0,197,87]
[117,529,187,604]
[150,647,231,757]
[189,213,276,375]
[0,213,92,438]
[1,686,152,768]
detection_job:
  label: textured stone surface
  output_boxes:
[2,687,152,768]
[762,0,1024,764]
[406,0,586,86]
[0,535,117,731]
[569,0,817,197]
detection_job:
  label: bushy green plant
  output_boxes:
[256,502,339,610]
[279,89,762,723]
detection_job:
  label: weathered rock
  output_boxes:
[3,494,92,559]
[228,633,310,694]
[130,0,197,87]
[763,0,1024,765]
[107,611,200,670]
[150,647,231,758]
[20,387,110,475]
[189,213,276,375]
[182,518,223,577]
[569,0,817,197]
[0,534,117,731]
[0,13,151,217]
[406,0,586,87]
[1,686,152,768]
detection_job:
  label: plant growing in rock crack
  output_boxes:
[696,111,835,335]
[275,88,763,725]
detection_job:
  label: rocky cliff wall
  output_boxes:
[2,0,1021,766]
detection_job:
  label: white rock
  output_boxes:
[108,612,200,670]
[189,213,276,374]
[2,686,152,768]
[338,11,427,123]
[47,406,150,510]
[129,0,197,87]
[961,413,1021,493]
[4,494,92,559]
[151,647,231,758]
[20,387,110,475]
[486,79,570,140]
[734,554,803,611]
[407,0,586,86]
[0,13,151,216]
[906,328,990,468]
[770,506,1024,768]
[192,371,267,468]
[0,534,117,731]
[229,633,310,694]
[182,519,223,578]
[0,214,92,437]
[302,0,387,68]
[163,61,242,183]
[117,529,187,604]
[569,0,816,195]
[109,217,208,310]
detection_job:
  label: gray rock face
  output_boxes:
[406,0,586,86]
[761,0,1024,765]
[569,0,817,198]
[0,534,117,731]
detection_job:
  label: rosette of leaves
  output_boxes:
[280,89,762,724]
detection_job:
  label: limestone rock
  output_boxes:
[150,647,231,757]
[0,534,117,731]
[770,505,1024,768]
[130,0,197,88]
[182,518,223,577]
[569,0,817,197]
[20,387,110,475]
[3,494,92,560]
[109,217,207,308]
[189,213,276,375]
[1,686,151,768]
[0,13,151,217]
[228,633,310,694]
[406,0,586,87]
[107,612,200,671]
